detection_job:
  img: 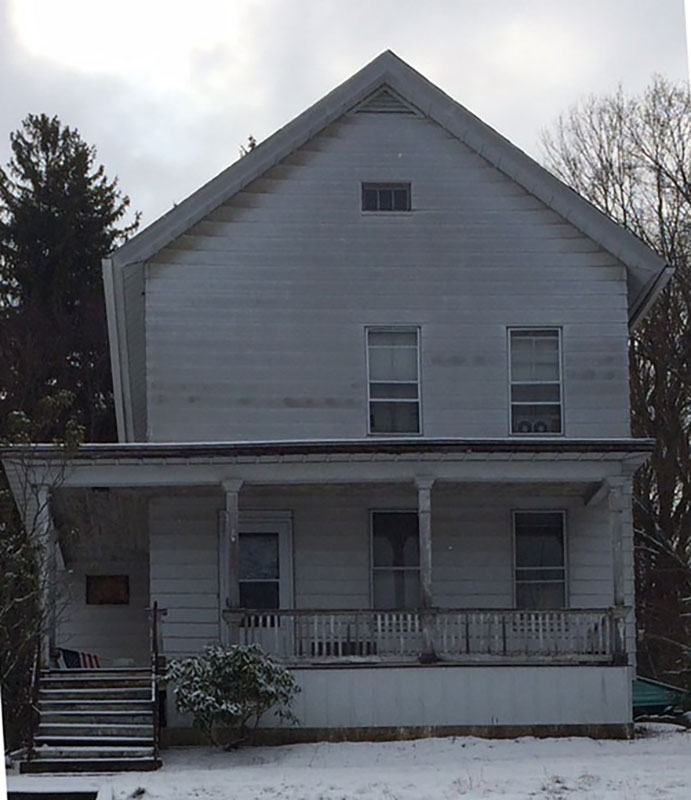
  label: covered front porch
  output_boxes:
[4,439,644,675]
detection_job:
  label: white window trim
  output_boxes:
[360,182,412,213]
[507,326,564,436]
[365,325,422,436]
[512,509,568,610]
[369,509,420,610]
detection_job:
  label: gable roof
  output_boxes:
[104,50,671,441]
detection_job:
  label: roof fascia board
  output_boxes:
[102,257,136,441]
[111,63,397,269]
[110,50,667,322]
[629,265,675,329]
[102,257,127,441]
[380,66,668,299]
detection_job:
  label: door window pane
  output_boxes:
[239,533,279,609]
[240,533,278,579]
[239,582,280,609]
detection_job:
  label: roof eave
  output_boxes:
[629,264,675,329]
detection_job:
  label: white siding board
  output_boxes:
[285,665,631,729]
[56,558,150,666]
[149,496,220,657]
[145,112,631,442]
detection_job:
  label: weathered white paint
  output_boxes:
[144,112,633,443]
[146,484,626,662]
[285,664,632,729]
[164,663,632,730]
[55,558,150,666]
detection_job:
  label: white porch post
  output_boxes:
[608,477,631,663]
[607,478,630,608]
[35,485,56,667]
[416,476,435,661]
[219,479,243,646]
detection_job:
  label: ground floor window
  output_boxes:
[372,511,420,608]
[514,511,566,608]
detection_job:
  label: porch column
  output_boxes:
[35,485,57,667]
[219,479,243,646]
[607,477,630,608]
[416,476,435,662]
[608,477,631,663]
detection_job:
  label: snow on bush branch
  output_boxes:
[166,643,300,746]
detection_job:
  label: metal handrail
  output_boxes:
[150,601,161,761]
[25,637,42,763]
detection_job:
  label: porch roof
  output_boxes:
[2,437,652,492]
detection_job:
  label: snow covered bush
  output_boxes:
[166,643,300,745]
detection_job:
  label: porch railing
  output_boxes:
[231,607,626,664]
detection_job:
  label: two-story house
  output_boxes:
[4,52,671,767]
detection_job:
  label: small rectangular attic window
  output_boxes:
[362,183,411,212]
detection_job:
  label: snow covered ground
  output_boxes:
[9,724,691,799]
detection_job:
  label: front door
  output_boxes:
[238,513,293,610]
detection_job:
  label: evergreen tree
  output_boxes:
[0,113,139,442]
[0,114,138,748]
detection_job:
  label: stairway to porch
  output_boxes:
[21,667,161,774]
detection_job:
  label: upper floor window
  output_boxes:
[509,328,562,435]
[514,511,566,609]
[362,183,411,212]
[367,328,420,434]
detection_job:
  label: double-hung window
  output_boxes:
[372,511,420,609]
[367,328,420,434]
[509,328,562,434]
[514,511,566,609]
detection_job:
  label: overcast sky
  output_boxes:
[0,0,688,227]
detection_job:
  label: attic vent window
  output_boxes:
[356,88,417,115]
[362,183,411,212]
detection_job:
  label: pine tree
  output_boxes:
[0,114,138,748]
[0,113,139,442]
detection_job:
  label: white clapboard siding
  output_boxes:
[146,487,618,651]
[144,111,630,442]
[149,496,220,658]
[280,665,632,730]
[56,558,150,666]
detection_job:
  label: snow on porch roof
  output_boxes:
[2,437,654,460]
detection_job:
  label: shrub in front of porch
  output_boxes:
[165,643,300,747]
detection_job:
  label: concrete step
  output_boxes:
[40,699,152,712]
[40,676,151,690]
[40,710,153,725]
[31,744,155,759]
[40,687,151,701]
[9,790,99,798]
[42,668,150,677]
[39,722,154,738]
[21,753,160,774]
